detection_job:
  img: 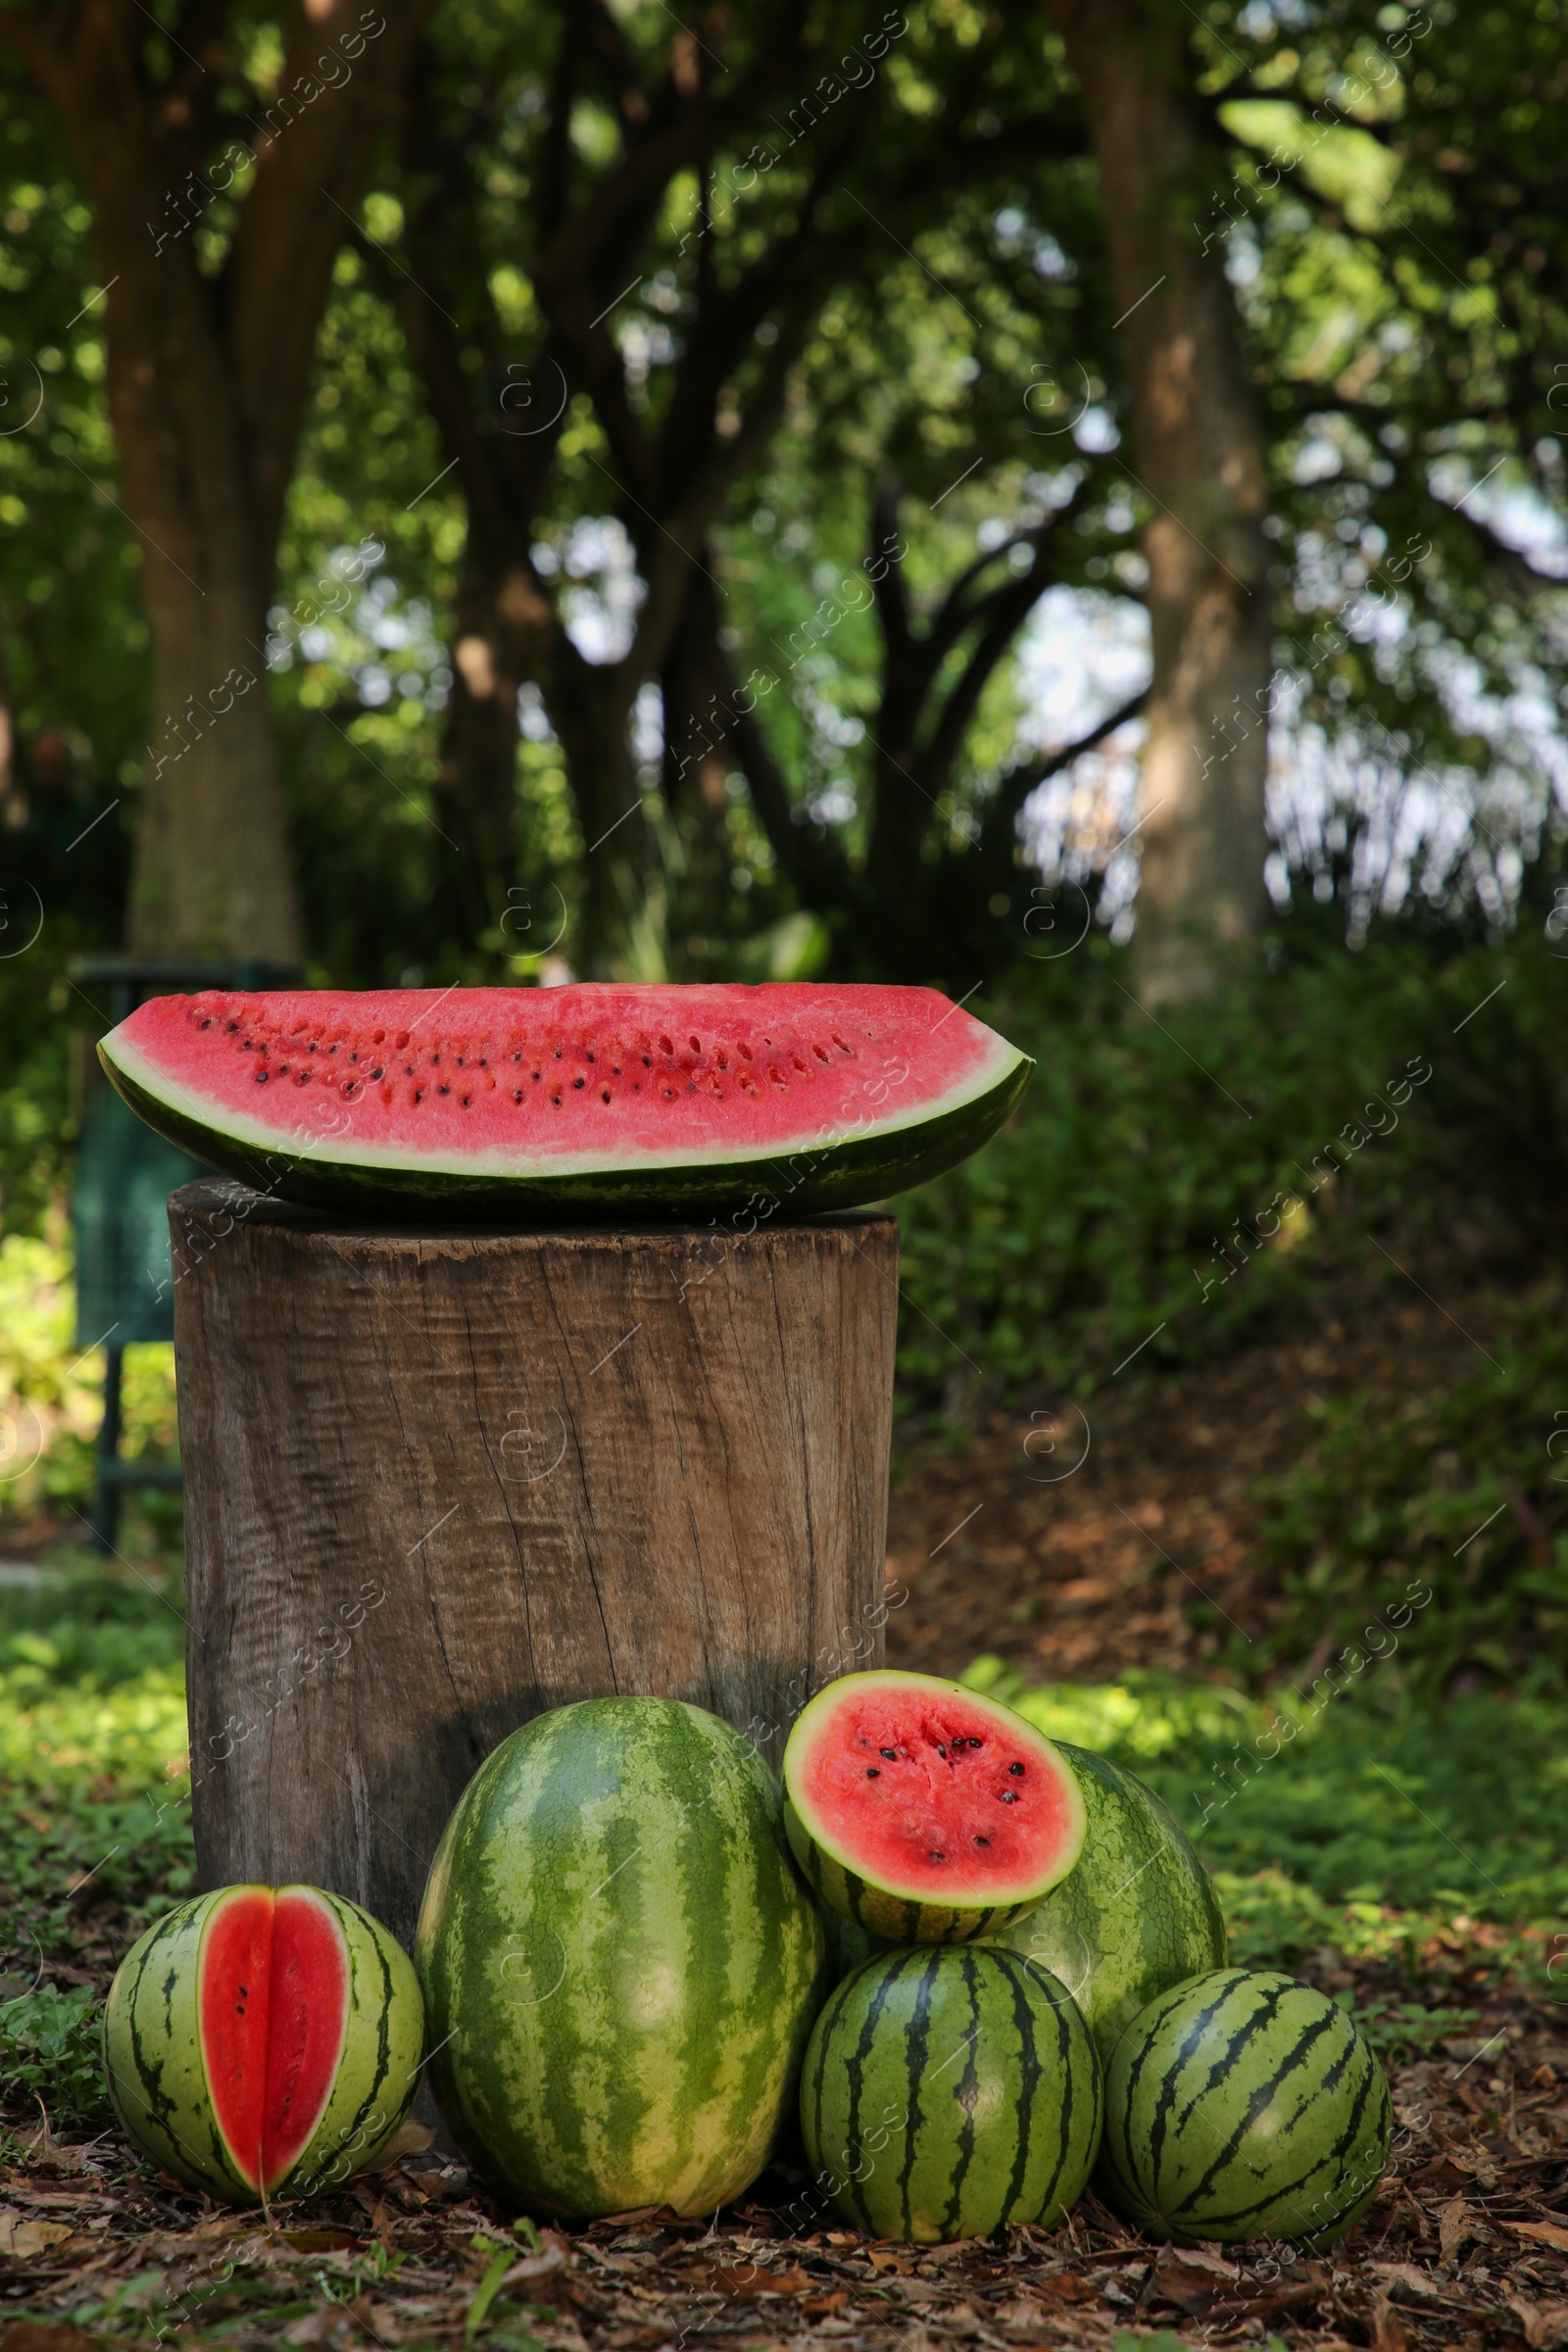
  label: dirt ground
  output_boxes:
[881,1281,1498,1687]
[4,1945,1566,2351]
[6,1277,1562,2349]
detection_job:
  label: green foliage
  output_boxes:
[0,1983,107,2131]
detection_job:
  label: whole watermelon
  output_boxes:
[987,1742,1226,2061]
[102,1883,423,2204]
[801,1945,1102,2242]
[1101,1968,1393,2248]
[416,1697,827,2220]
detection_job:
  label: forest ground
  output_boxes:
[2,1275,1565,2352]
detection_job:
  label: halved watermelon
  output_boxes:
[782,1669,1087,1945]
[102,1883,424,2203]
[99,984,1029,1221]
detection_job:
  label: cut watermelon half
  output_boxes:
[98,983,1031,1222]
[198,1886,350,2196]
[782,1670,1087,1945]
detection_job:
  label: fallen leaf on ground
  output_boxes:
[1371,2291,1409,2352]
[1510,2221,1568,2255]
[0,2211,73,2257]
[1368,2261,1441,2299]
[1439,2193,1478,2263]
[1509,2298,1568,2349]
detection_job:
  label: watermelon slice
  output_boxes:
[782,1669,1087,1945]
[99,983,1029,1222]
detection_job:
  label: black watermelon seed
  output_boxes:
[256,1071,268,1083]
[929,1851,946,1862]
[438,1084,450,1095]
[1009,1762,1025,1776]
[514,1091,522,1103]
[1001,1790,1016,1803]
[573,1077,585,1089]
[371,1067,383,1079]
[866,1767,879,1778]
[937,1744,947,1757]
[974,1835,991,1846]
[881,1747,897,1759]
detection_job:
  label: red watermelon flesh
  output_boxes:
[97,984,1032,1221]
[198,1887,350,2193]
[782,1671,1088,1939]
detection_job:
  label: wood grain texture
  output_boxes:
[170,1180,899,1948]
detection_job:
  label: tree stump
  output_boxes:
[169,1180,899,1950]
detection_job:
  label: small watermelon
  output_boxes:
[801,1945,1102,2242]
[782,1669,1087,1944]
[102,1884,424,2204]
[416,1697,827,2220]
[986,1742,1227,2060]
[97,984,1032,1221]
[1100,1968,1393,2249]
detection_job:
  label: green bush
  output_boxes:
[891,921,1568,1403]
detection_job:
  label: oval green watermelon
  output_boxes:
[782,1669,1087,1944]
[1100,1968,1393,2249]
[102,1884,424,2203]
[986,1742,1226,2060]
[416,1697,827,2220]
[97,984,1031,1221]
[801,1945,1102,2242]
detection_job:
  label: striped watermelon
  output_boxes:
[416,1697,827,2220]
[801,1946,1102,2242]
[782,1670,1087,1944]
[102,1884,423,2203]
[986,1743,1226,2061]
[1100,1969,1393,2249]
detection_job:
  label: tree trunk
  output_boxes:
[10,0,437,963]
[1045,0,1273,1004]
[170,1180,899,1950]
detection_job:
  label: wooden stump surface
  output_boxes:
[170,1180,899,1948]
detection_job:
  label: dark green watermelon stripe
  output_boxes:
[937,1952,984,2241]
[989,1950,1045,2223]
[898,1953,942,2241]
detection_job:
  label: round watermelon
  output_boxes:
[986,1742,1226,2061]
[800,1945,1102,2242]
[102,1884,424,2204]
[416,1696,827,2220]
[782,1669,1087,1945]
[1100,1968,1393,2249]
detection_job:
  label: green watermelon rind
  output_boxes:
[782,1670,1088,1946]
[101,1884,424,2205]
[98,1030,1032,1223]
[415,1696,828,2222]
[800,1945,1103,2243]
[1099,1967,1394,2251]
[983,1741,1227,2061]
